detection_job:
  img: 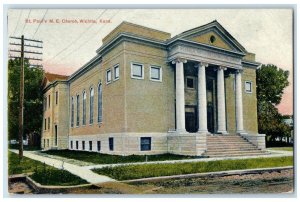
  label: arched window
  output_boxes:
[71,97,74,127]
[89,88,94,124]
[82,91,86,125]
[98,83,103,123]
[76,94,80,126]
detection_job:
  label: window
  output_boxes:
[48,95,50,108]
[76,141,79,149]
[114,64,119,80]
[48,117,50,130]
[90,88,94,124]
[106,69,112,84]
[109,137,114,151]
[55,91,58,105]
[210,35,216,44]
[44,118,46,130]
[89,141,92,151]
[54,125,58,146]
[98,83,103,123]
[97,141,101,151]
[44,139,45,148]
[186,77,195,89]
[140,137,151,151]
[44,97,47,111]
[82,141,85,150]
[131,63,144,79]
[70,141,73,149]
[47,139,49,147]
[71,97,74,127]
[82,91,86,125]
[245,81,252,93]
[76,95,80,127]
[150,66,162,81]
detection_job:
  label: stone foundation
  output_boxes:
[167,132,207,156]
[240,133,266,150]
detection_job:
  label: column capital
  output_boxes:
[195,62,209,68]
[172,58,187,64]
[217,66,227,71]
[235,69,244,74]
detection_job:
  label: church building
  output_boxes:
[41,20,266,157]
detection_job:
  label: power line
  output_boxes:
[12,10,23,36]
[32,9,48,39]
[56,9,120,64]
[21,9,31,34]
[44,9,107,64]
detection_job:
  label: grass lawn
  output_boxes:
[268,147,293,152]
[93,156,293,180]
[9,144,40,151]
[43,150,198,164]
[8,151,87,186]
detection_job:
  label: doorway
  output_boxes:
[185,106,197,132]
[206,78,217,133]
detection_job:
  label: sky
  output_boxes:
[7,9,293,115]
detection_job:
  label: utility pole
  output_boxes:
[19,35,24,159]
[9,36,43,160]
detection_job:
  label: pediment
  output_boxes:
[177,21,246,54]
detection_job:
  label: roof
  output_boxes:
[42,72,69,90]
[44,72,69,82]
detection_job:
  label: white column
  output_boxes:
[217,66,227,134]
[235,69,244,133]
[172,58,187,133]
[197,62,208,133]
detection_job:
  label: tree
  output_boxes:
[8,58,44,141]
[256,64,291,144]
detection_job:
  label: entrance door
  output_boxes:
[185,106,197,132]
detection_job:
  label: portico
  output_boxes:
[171,44,244,134]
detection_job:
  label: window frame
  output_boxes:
[131,62,144,79]
[109,137,114,151]
[106,68,112,84]
[114,64,120,81]
[186,76,195,89]
[89,141,92,151]
[97,141,101,152]
[82,141,85,150]
[245,81,253,94]
[140,137,152,151]
[89,87,94,125]
[76,94,80,127]
[150,65,162,82]
[82,90,87,126]
[97,83,103,123]
[71,96,74,128]
[48,95,51,108]
[55,91,58,105]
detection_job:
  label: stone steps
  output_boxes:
[204,135,266,158]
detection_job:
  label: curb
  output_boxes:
[9,174,93,194]
[121,166,294,183]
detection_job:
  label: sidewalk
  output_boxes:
[9,150,115,184]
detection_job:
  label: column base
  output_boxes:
[176,129,187,134]
[237,130,247,135]
[197,130,209,134]
[217,130,229,135]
